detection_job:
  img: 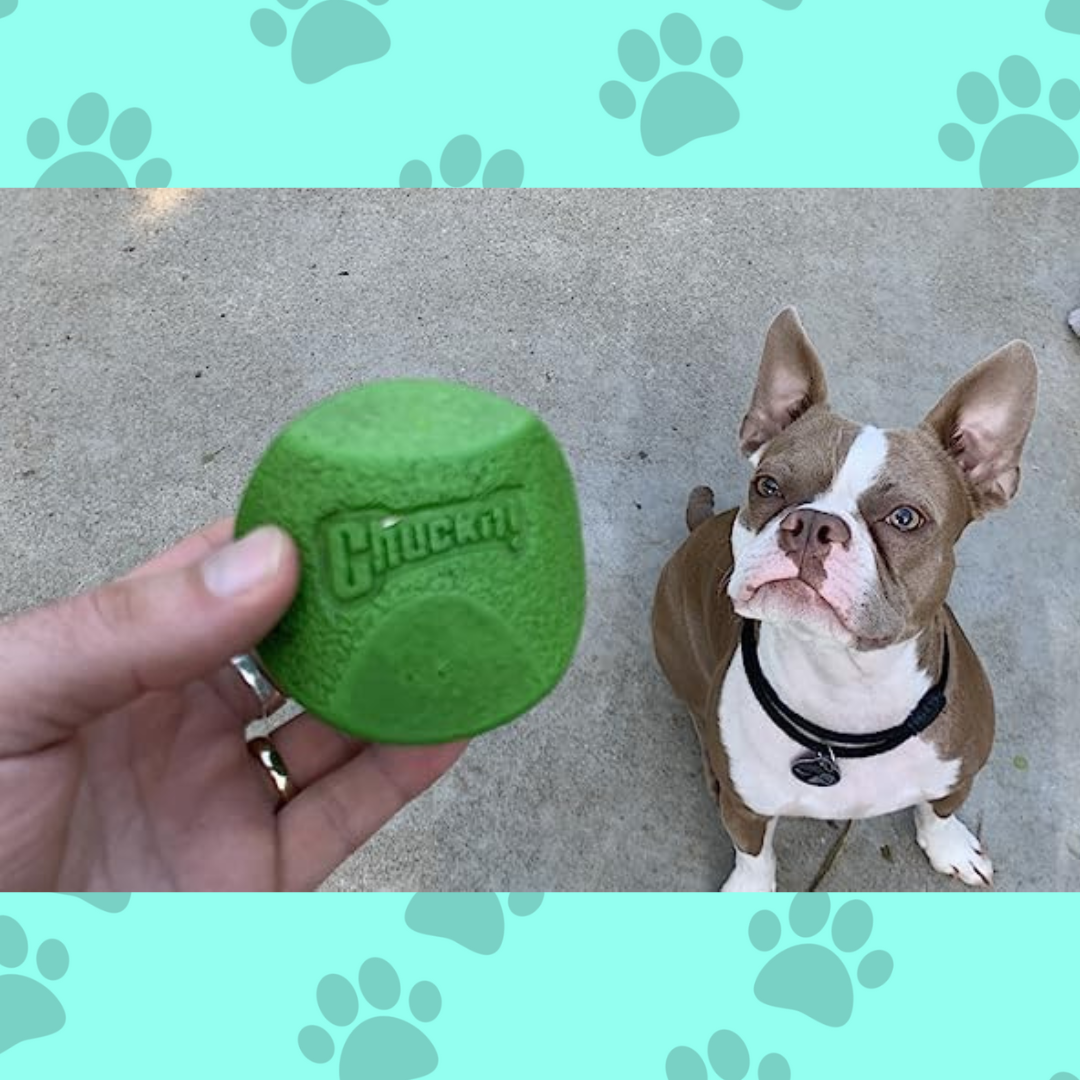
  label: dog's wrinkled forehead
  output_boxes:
[743,409,865,525]
[754,408,862,488]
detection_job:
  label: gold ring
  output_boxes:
[247,735,299,808]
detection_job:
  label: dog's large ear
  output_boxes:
[739,307,828,458]
[921,340,1038,516]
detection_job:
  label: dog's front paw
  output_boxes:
[914,806,993,887]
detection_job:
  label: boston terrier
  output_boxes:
[651,307,1038,891]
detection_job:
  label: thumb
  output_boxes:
[0,526,299,747]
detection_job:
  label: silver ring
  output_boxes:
[229,652,286,719]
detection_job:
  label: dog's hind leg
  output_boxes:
[720,811,777,893]
[687,708,723,808]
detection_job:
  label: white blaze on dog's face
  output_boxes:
[727,307,1038,650]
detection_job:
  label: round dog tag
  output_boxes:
[791,750,841,787]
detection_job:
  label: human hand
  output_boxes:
[0,518,466,891]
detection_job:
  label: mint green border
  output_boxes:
[0,893,1076,1077]
[0,1,1079,187]
[3,2,1078,1076]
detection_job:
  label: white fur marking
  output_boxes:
[720,820,778,892]
[718,628,959,822]
[730,515,752,561]
[807,425,889,518]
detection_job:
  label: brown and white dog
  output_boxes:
[652,307,1038,891]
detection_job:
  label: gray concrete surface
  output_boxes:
[1,189,1078,892]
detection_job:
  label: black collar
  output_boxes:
[740,618,950,760]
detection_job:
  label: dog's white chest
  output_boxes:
[718,647,960,820]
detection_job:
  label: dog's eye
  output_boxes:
[886,506,923,531]
[754,476,782,499]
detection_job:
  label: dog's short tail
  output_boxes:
[685,486,715,532]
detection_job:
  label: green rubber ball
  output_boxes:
[235,379,587,744]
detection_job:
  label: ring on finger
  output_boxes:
[229,652,286,719]
[247,735,299,809]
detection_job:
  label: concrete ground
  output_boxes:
[1,189,1078,892]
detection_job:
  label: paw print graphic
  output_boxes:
[298,957,440,1077]
[749,894,893,1027]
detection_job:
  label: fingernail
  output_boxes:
[202,528,288,598]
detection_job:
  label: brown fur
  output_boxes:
[915,611,996,818]
[652,505,771,855]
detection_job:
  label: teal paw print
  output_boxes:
[761,0,801,7]
[298,957,440,1077]
[399,136,525,189]
[251,0,390,85]
[62,893,130,913]
[0,0,16,19]
[405,892,543,954]
[938,56,1080,187]
[27,93,171,188]
[667,1030,790,1080]
[750,894,893,1028]
[1047,0,1080,33]
[0,916,69,1056]
[599,14,742,157]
